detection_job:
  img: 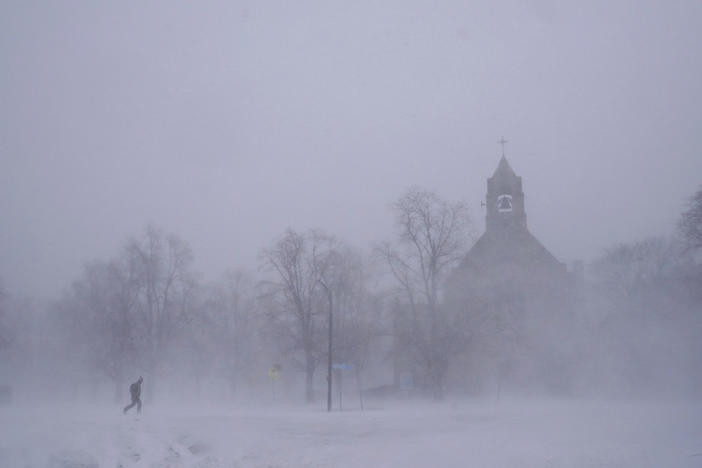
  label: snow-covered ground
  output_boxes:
[2,398,701,467]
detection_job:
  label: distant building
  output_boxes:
[447,155,579,395]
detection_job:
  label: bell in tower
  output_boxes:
[497,194,513,212]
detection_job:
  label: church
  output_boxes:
[446,152,580,395]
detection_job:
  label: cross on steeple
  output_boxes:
[498,137,508,157]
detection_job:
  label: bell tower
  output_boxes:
[485,154,527,232]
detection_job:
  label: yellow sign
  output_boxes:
[268,366,280,380]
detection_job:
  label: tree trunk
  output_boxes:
[355,365,364,411]
[305,355,315,403]
[431,358,446,400]
[432,376,444,400]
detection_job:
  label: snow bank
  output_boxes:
[1,399,700,467]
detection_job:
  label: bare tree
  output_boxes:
[55,259,139,398]
[259,229,343,403]
[376,186,472,399]
[0,280,8,352]
[592,237,689,310]
[325,248,382,409]
[52,226,197,399]
[124,226,197,398]
[589,236,701,394]
[678,185,702,252]
[202,269,261,396]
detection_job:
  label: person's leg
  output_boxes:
[137,398,142,414]
[123,399,136,414]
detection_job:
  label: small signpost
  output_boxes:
[268,364,280,400]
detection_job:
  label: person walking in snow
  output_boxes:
[123,376,143,414]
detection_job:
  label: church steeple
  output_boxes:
[492,154,517,179]
[485,154,527,232]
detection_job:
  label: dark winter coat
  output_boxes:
[129,379,142,400]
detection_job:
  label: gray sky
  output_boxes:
[1,0,701,299]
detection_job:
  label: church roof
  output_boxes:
[491,155,517,179]
[457,227,564,274]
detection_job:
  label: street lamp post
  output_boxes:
[319,280,333,412]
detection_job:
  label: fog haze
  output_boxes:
[2,1,701,299]
[2,3,702,467]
